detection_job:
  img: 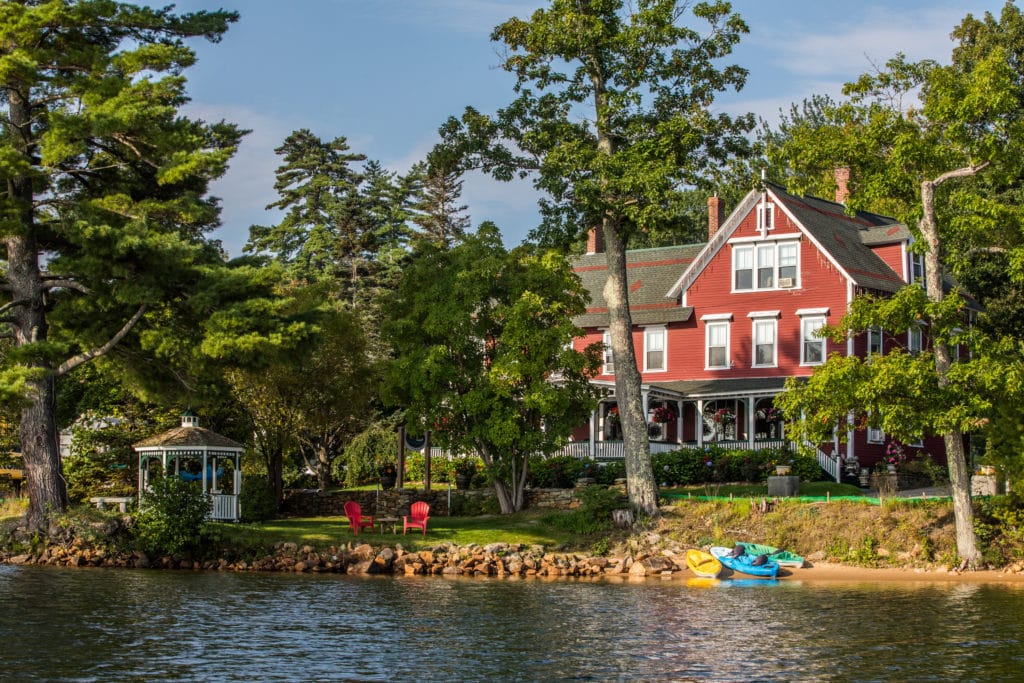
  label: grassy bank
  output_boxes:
[4,484,1021,571]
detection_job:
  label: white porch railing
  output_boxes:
[809,443,841,482]
[210,494,239,521]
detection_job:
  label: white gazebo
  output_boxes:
[133,410,244,521]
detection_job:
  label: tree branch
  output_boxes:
[931,162,989,188]
[0,299,29,315]
[56,304,147,377]
[40,278,90,294]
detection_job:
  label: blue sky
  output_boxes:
[171,0,1005,257]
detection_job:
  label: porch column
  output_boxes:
[696,399,705,447]
[748,395,756,449]
[676,399,683,444]
[589,409,597,458]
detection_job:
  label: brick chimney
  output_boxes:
[586,226,604,254]
[834,167,850,204]
[708,194,725,239]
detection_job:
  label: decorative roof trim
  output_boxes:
[747,310,781,319]
[700,313,733,322]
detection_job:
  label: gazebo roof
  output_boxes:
[133,413,243,451]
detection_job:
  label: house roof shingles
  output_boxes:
[766,182,906,294]
[573,244,702,327]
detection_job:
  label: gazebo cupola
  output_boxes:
[133,410,244,522]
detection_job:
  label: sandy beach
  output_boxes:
[776,561,1024,584]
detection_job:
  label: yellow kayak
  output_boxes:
[685,548,723,578]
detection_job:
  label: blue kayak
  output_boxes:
[710,546,780,578]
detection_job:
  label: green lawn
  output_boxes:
[661,481,864,499]
[211,509,582,553]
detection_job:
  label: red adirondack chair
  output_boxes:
[403,501,430,536]
[344,501,375,535]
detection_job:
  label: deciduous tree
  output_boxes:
[436,0,753,515]
[383,223,600,513]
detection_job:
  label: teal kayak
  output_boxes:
[710,546,779,579]
[737,542,805,568]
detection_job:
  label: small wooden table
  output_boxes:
[376,516,399,534]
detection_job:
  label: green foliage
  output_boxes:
[974,495,1024,563]
[648,446,821,486]
[448,492,502,516]
[335,422,397,487]
[239,476,277,523]
[543,485,628,535]
[383,225,600,512]
[528,456,586,488]
[133,477,212,557]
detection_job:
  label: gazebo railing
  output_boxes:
[210,494,239,521]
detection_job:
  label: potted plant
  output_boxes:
[378,462,397,490]
[713,408,735,426]
[453,459,476,490]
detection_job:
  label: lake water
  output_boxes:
[1,564,1022,681]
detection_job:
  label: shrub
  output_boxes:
[543,485,628,534]
[529,455,585,488]
[239,476,277,522]
[134,476,211,557]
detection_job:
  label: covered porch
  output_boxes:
[565,377,790,460]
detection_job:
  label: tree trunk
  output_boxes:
[921,177,981,567]
[19,375,68,529]
[7,86,69,529]
[603,223,659,516]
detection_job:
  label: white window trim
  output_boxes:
[730,239,801,292]
[758,201,775,233]
[867,425,885,444]
[601,330,614,376]
[705,320,730,370]
[796,307,830,317]
[747,310,781,319]
[867,326,883,357]
[700,313,734,322]
[643,326,667,373]
[800,315,827,366]
[751,317,778,368]
[908,326,923,354]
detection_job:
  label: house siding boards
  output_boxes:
[569,182,948,469]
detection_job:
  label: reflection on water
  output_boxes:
[2,565,1023,681]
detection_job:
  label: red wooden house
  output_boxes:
[567,174,963,478]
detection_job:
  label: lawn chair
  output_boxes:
[344,501,375,535]
[403,501,430,536]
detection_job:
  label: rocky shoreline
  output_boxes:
[0,537,689,578]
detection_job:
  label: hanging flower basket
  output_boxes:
[652,406,677,424]
[606,406,620,425]
[713,408,735,425]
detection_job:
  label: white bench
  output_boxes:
[89,496,134,513]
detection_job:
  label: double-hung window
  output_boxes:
[797,309,828,365]
[644,326,666,372]
[734,246,753,290]
[703,314,732,369]
[749,311,779,368]
[602,330,614,375]
[733,240,799,291]
[867,326,883,356]
[756,245,775,288]
[908,326,923,355]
